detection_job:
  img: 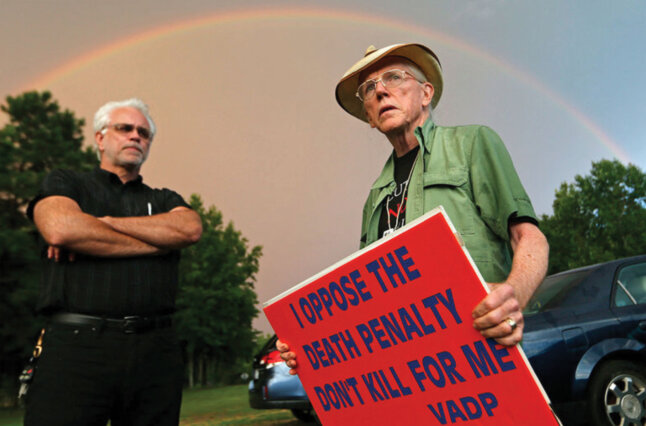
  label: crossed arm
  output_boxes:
[33,195,202,258]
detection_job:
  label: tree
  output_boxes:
[539,159,646,274]
[0,91,97,405]
[175,194,263,388]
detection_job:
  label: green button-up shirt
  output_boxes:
[360,118,537,283]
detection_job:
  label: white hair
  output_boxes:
[403,62,427,84]
[93,98,156,140]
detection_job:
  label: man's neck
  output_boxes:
[387,131,420,158]
[384,111,429,157]
[100,163,141,184]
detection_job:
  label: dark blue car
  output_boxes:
[250,255,646,425]
[522,254,646,425]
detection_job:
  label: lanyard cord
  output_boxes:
[385,150,419,235]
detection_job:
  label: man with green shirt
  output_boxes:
[278,42,548,370]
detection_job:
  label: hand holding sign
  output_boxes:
[277,339,298,375]
[472,283,524,346]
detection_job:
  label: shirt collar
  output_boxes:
[414,116,436,154]
[93,167,143,186]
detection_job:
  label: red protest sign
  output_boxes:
[263,208,559,425]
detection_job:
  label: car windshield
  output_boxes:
[524,269,594,315]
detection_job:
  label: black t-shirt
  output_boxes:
[378,146,420,238]
[27,167,190,316]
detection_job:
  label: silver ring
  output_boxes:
[504,317,517,332]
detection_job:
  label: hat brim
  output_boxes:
[335,43,443,123]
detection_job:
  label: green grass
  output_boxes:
[179,385,305,425]
[0,385,308,425]
[0,406,22,426]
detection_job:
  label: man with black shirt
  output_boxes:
[278,43,549,370]
[25,98,202,425]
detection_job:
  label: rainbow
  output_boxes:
[22,7,629,162]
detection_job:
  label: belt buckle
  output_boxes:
[122,316,140,334]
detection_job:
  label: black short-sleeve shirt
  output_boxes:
[27,167,190,316]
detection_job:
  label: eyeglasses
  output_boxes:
[356,69,419,102]
[104,123,152,140]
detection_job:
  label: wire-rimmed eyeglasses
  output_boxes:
[355,69,419,102]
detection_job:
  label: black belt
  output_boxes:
[51,312,172,334]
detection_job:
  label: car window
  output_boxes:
[524,269,593,315]
[614,262,646,307]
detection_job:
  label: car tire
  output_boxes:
[291,408,317,423]
[587,359,646,426]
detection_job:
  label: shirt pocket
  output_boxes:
[423,168,468,188]
[422,167,475,235]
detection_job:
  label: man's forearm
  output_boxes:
[506,222,549,308]
[99,207,202,249]
[34,196,164,257]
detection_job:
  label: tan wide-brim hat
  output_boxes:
[335,43,443,122]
